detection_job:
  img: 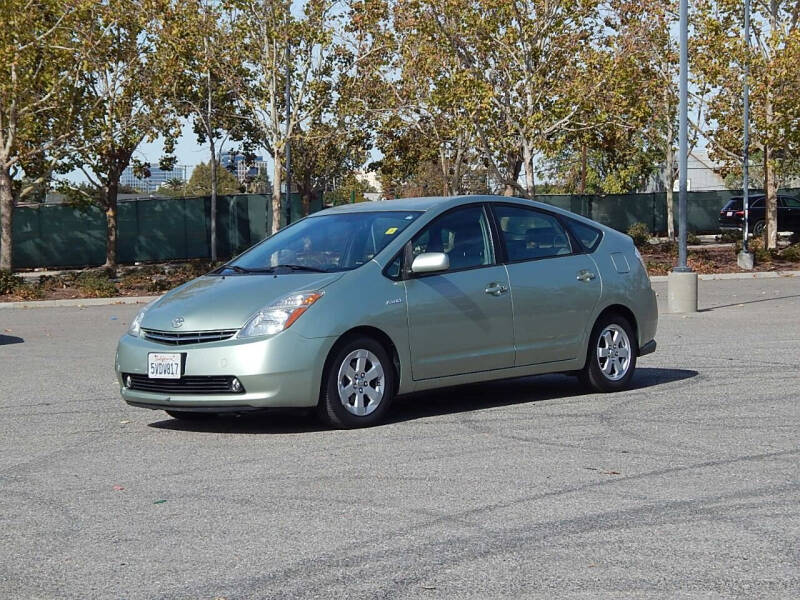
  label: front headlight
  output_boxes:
[238,290,324,339]
[127,300,157,337]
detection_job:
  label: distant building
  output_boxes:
[355,170,383,201]
[120,165,188,193]
[645,150,728,193]
[221,152,268,183]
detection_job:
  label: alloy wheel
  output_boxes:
[337,349,385,416]
[596,324,631,381]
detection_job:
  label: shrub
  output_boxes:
[780,243,800,263]
[0,270,23,294]
[736,237,772,263]
[14,283,44,300]
[686,232,701,245]
[76,271,117,297]
[716,231,741,243]
[627,222,650,248]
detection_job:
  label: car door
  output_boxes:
[404,204,515,380]
[490,204,602,366]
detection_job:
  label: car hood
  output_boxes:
[141,272,344,332]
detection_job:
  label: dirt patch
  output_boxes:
[641,242,800,276]
[1,260,218,303]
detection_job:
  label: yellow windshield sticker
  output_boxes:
[385,227,398,235]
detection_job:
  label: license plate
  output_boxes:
[727,211,733,217]
[148,353,182,379]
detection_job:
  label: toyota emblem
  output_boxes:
[171,317,184,329]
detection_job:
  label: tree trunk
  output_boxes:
[764,144,778,249]
[271,152,282,234]
[578,144,587,194]
[209,139,218,262]
[301,174,312,216]
[665,144,675,241]
[104,178,119,270]
[0,164,14,270]
[503,158,522,197]
[522,145,535,198]
[438,149,450,196]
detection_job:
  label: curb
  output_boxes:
[0,295,159,310]
[649,270,800,283]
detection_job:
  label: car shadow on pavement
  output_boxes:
[0,334,24,346]
[147,367,697,434]
[385,367,697,425]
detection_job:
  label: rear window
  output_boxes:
[723,197,764,210]
[565,219,602,252]
[722,198,742,211]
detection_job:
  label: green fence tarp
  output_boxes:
[536,188,800,235]
[5,189,798,269]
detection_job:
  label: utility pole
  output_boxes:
[738,0,754,269]
[667,0,699,312]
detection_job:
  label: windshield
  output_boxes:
[223,211,421,273]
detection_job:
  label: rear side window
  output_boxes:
[565,219,602,252]
[494,205,573,261]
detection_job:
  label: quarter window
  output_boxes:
[494,205,572,261]
[411,205,494,270]
[565,219,602,252]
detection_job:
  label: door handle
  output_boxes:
[576,270,596,282]
[485,283,508,296]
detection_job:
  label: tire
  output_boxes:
[752,220,766,237]
[317,336,396,429]
[165,410,217,421]
[579,314,637,393]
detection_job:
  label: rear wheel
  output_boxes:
[579,314,637,392]
[318,336,395,429]
[165,410,217,421]
[752,220,766,237]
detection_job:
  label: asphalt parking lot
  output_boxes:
[1,277,799,599]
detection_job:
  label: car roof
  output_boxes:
[313,194,615,234]
[315,196,450,214]
[314,194,587,217]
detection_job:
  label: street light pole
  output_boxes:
[667,0,699,312]
[738,0,754,269]
[284,43,292,228]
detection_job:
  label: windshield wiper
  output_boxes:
[216,263,329,274]
[268,264,329,273]
[216,264,271,274]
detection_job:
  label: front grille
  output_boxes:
[142,328,238,345]
[124,373,245,394]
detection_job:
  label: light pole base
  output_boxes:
[737,250,754,270]
[667,270,698,313]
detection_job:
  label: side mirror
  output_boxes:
[411,252,449,274]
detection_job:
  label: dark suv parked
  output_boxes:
[718,195,800,236]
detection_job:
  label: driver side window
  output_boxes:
[411,205,495,271]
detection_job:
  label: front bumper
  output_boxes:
[115,330,335,411]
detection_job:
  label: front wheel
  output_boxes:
[579,315,637,392]
[318,336,395,429]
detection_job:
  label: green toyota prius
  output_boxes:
[116,195,658,428]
